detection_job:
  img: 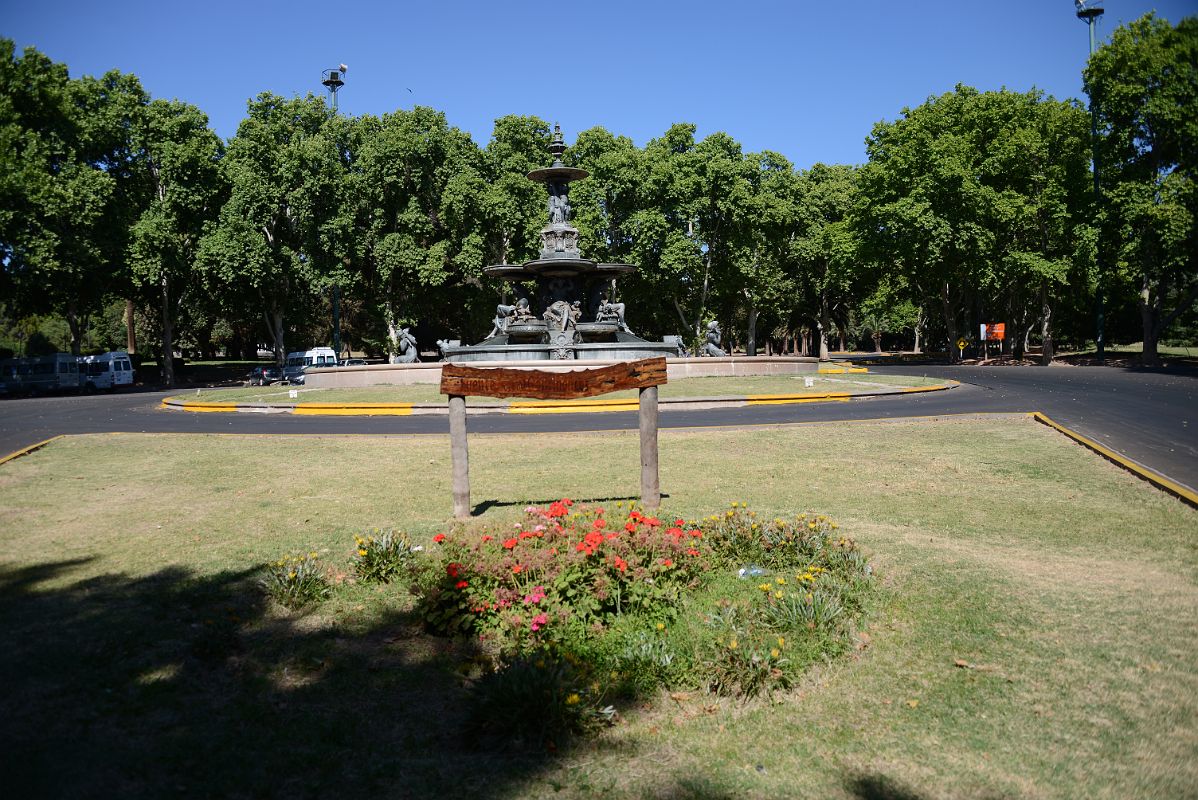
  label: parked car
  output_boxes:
[246,365,282,386]
[342,358,367,366]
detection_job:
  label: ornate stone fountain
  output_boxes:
[439,125,681,362]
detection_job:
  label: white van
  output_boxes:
[80,351,134,390]
[283,347,338,383]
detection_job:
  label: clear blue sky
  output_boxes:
[2,0,1194,168]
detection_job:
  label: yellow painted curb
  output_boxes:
[848,367,870,373]
[165,400,240,413]
[818,368,845,374]
[293,403,413,416]
[1032,411,1198,507]
[509,398,640,414]
[747,393,851,406]
[0,435,65,466]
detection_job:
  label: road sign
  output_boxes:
[982,323,1006,341]
[957,338,968,350]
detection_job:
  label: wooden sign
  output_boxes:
[440,357,667,400]
[443,357,667,519]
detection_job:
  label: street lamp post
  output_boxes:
[321,65,347,358]
[1076,1,1105,363]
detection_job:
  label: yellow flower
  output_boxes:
[288,571,297,579]
[358,549,368,557]
[309,551,318,558]
[565,693,580,705]
[777,636,785,647]
[728,639,738,649]
[758,583,772,592]
[770,648,781,659]
[655,622,666,631]
[730,501,738,508]
[774,591,783,599]
[808,522,817,529]
[775,577,786,585]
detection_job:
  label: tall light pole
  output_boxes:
[1076,1,1105,362]
[321,65,347,358]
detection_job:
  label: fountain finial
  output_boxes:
[549,123,566,166]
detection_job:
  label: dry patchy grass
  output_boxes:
[0,417,1194,798]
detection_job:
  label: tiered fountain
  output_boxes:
[438,125,680,363]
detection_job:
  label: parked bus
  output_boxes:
[80,351,134,390]
[0,353,81,394]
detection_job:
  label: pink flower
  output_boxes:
[530,612,549,632]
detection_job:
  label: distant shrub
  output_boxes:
[261,552,330,609]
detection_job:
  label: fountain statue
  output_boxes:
[439,125,680,362]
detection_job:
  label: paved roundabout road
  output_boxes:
[1,364,1194,493]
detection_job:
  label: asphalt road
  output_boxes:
[1,364,1194,492]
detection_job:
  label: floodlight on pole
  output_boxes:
[321,64,347,357]
[321,65,346,112]
[1076,2,1105,362]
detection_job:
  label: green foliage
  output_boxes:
[260,552,330,609]
[1085,13,1198,363]
[351,528,418,584]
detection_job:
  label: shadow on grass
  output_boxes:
[844,773,930,800]
[472,494,667,516]
[0,559,654,798]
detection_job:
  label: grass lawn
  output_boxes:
[177,373,944,405]
[0,418,1194,798]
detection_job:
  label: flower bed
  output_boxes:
[412,501,874,744]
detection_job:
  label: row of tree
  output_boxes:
[1,13,1194,385]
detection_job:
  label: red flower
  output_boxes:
[629,511,643,523]
[687,548,700,557]
[455,580,469,589]
[689,530,702,538]
[660,558,673,568]
[666,526,684,540]
[512,564,523,574]
[446,562,461,578]
[593,518,607,530]
[674,519,685,527]
[481,535,493,543]
[433,533,446,544]
[624,522,637,533]
[503,538,518,549]
[644,516,661,527]
[614,556,628,573]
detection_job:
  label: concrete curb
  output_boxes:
[1031,411,1198,508]
[161,380,959,416]
[0,435,65,466]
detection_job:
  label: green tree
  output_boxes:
[349,106,488,355]
[128,99,224,386]
[199,93,341,364]
[1085,13,1198,365]
[0,42,147,354]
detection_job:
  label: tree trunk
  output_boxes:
[818,303,830,361]
[873,332,882,353]
[1140,273,1161,367]
[161,274,175,387]
[265,309,286,366]
[65,302,84,356]
[743,289,757,357]
[1040,281,1054,366]
[941,282,959,362]
[125,299,137,354]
